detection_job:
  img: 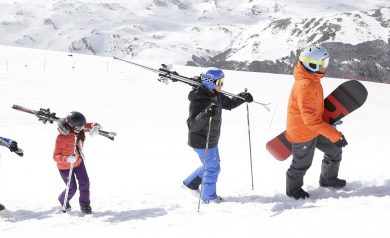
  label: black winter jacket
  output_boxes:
[187,86,245,149]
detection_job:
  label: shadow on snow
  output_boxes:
[224,179,390,216]
[1,207,167,223]
[3,180,390,221]
[0,207,58,222]
[91,208,168,223]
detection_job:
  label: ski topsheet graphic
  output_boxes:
[266,80,368,161]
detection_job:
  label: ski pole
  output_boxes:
[62,134,78,213]
[198,115,213,213]
[113,57,271,111]
[245,89,254,190]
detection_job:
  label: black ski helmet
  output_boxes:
[66,111,86,129]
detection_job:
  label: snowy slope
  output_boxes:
[227,9,390,62]
[1,45,390,238]
[0,0,389,64]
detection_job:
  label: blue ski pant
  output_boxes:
[183,147,221,201]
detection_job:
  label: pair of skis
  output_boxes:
[12,105,117,141]
[113,57,271,112]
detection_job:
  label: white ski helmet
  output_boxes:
[299,45,330,73]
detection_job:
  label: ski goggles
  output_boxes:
[74,125,85,131]
[201,76,224,86]
[215,77,224,86]
[69,124,85,132]
[299,56,330,68]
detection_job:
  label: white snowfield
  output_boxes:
[0,45,390,237]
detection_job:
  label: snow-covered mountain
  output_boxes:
[0,0,389,82]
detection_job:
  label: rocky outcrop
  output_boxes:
[188,40,390,83]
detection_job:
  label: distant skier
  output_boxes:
[0,136,23,212]
[53,111,101,214]
[285,45,348,200]
[182,68,253,203]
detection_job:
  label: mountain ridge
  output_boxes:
[0,0,388,82]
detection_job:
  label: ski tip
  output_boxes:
[263,105,271,112]
[108,133,117,141]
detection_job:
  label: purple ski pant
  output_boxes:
[58,160,90,207]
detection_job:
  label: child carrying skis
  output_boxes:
[182,68,253,203]
[53,111,101,214]
[0,136,23,211]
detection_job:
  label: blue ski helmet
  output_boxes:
[200,67,224,91]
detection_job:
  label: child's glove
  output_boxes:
[238,91,253,103]
[89,123,101,137]
[9,141,18,152]
[204,103,217,117]
[66,155,77,164]
[334,134,348,148]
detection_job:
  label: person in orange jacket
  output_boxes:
[285,45,348,200]
[53,111,101,214]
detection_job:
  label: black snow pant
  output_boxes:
[286,135,343,195]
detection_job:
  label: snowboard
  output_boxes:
[266,80,368,161]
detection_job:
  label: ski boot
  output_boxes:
[203,196,224,204]
[181,183,200,198]
[320,178,346,188]
[287,188,310,200]
[80,204,92,214]
[61,203,71,213]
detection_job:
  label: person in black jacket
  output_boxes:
[182,68,253,203]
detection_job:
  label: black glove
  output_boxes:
[238,92,253,103]
[9,141,18,152]
[204,103,217,117]
[334,134,348,147]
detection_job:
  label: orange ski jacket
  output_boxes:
[286,62,341,143]
[53,123,93,170]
